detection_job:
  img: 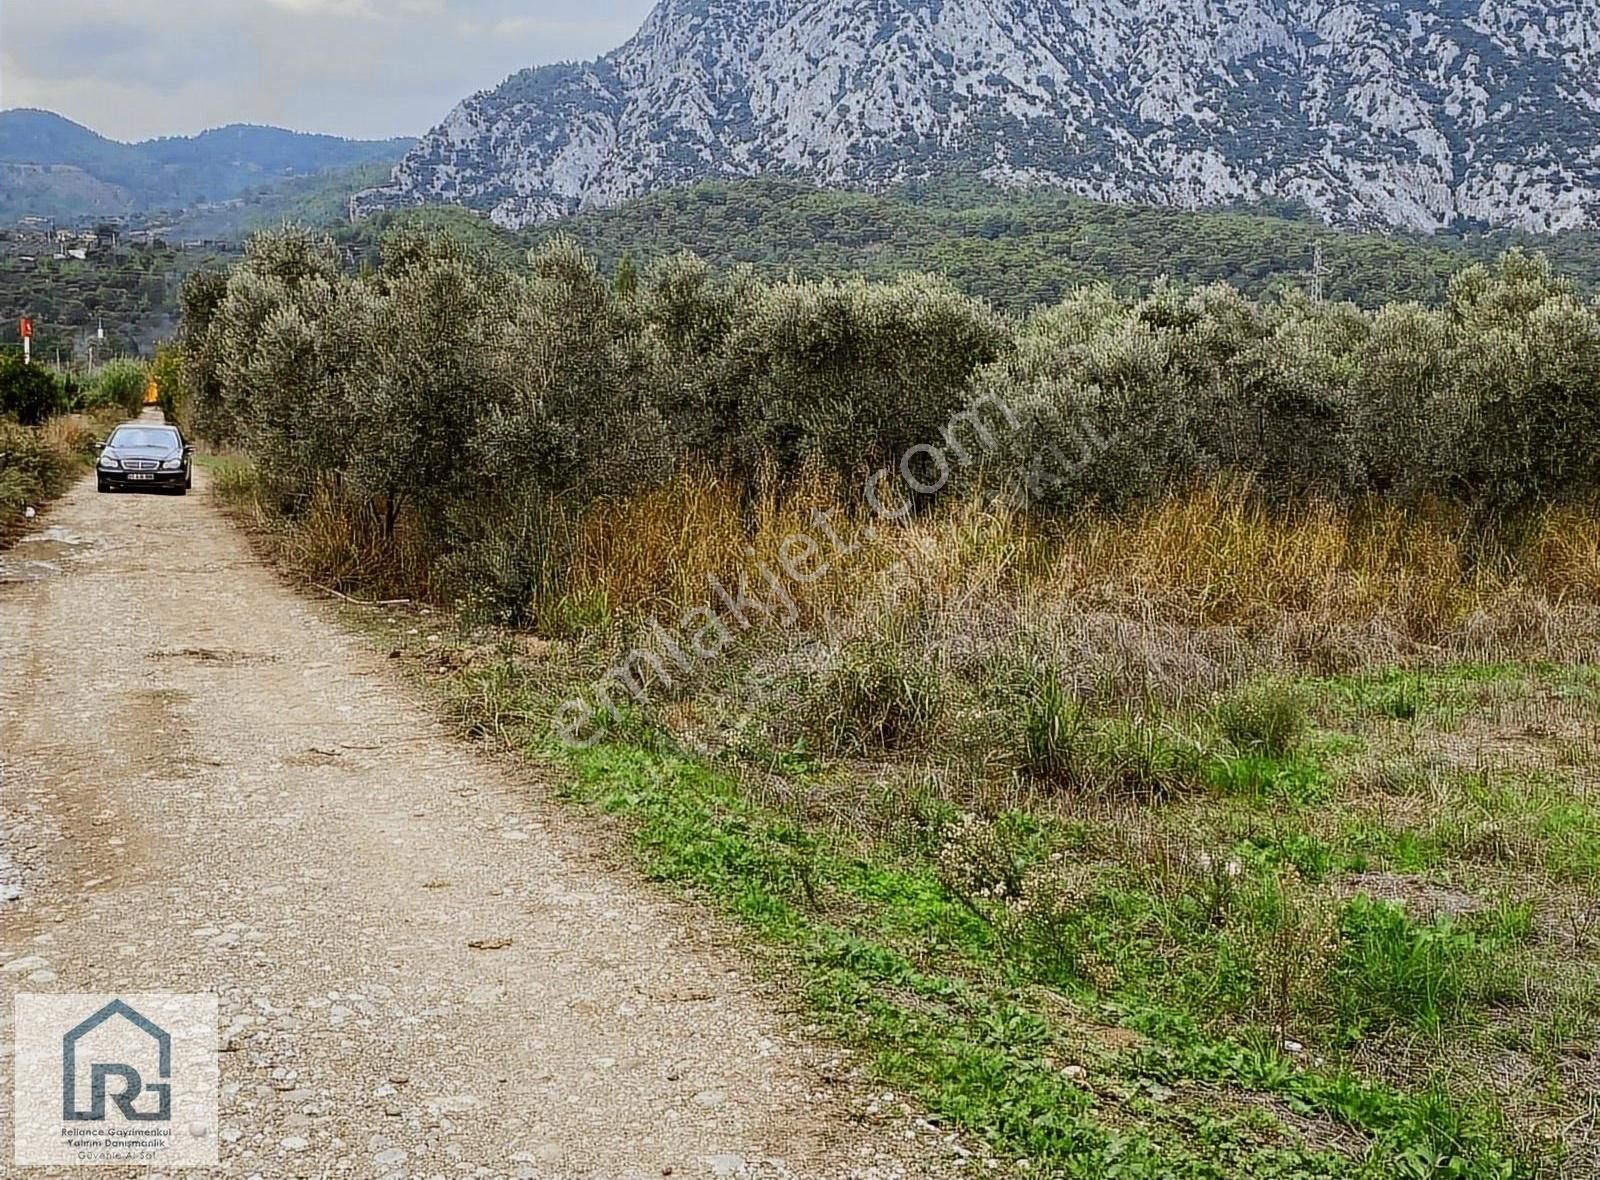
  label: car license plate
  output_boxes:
[129,473,154,481]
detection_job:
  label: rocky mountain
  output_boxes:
[0,109,413,220]
[356,0,1600,235]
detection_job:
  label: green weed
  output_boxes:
[1334,896,1506,1034]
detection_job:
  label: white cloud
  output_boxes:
[0,0,655,141]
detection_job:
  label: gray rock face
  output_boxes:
[356,0,1600,235]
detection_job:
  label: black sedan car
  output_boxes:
[96,423,194,494]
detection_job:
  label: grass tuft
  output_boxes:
[1217,681,1309,756]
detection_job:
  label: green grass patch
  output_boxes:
[1334,896,1517,1036]
[422,652,1552,1178]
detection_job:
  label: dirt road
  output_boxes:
[0,470,951,1179]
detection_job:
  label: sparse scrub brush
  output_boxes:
[805,639,945,755]
[1216,681,1309,756]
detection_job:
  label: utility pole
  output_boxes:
[1304,243,1330,303]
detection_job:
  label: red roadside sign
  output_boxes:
[19,316,33,339]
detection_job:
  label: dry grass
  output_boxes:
[227,460,1600,680]
[565,459,870,622]
[38,413,101,455]
[218,472,437,602]
[560,472,1600,670]
[1046,484,1473,632]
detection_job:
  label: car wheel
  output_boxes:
[97,477,110,494]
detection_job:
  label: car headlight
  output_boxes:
[99,455,121,470]
[161,458,184,470]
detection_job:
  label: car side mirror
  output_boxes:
[184,445,195,454]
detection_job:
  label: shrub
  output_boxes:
[0,355,65,425]
[178,268,230,439]
[1017,668,1089,783]
[150,345,188,431]
[806,639,945,754]
[1216,682,1309,756]
[1079,715,1211,801]
[1445,251,1600,524]
[729,273,1009,486]
[1352,301,1454,499]
[92,361,149,417]
[0,416,84,530]
[1013,692,1209,801]
[977,287,1203,512]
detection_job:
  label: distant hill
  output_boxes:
[0,109,412,221]
[157,161,402,241]
[360,0,1600,235]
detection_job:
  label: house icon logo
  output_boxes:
[61,999,172,1123]
[15,991,217,1166]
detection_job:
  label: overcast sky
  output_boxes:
[0,0,657,143]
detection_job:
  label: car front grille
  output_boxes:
[122,459,159,471]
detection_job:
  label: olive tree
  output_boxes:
[727,273,1009,486]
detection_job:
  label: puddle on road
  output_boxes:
[24,526,91,548]
[0,527,95,584]
[0,557,63,584]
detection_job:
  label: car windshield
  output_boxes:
[109,428,180,449]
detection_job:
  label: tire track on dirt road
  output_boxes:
[0,470,958,1179]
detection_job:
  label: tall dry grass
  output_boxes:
[564,460,866,622]
[38,413,100,455]
[1047,483,1477,635]
[223,456,1600,667]
[561,471,1600,663]
[217,471,437,601]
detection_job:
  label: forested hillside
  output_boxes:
[0,241,227,360]
[0,109,411,220]
[527,179,1600,311]
[12,178,1597,357]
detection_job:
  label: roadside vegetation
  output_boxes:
[0,355,149,541]
[196,224,1600,1177]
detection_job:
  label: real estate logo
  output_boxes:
[13,993,218,1167]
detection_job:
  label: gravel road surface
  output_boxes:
[0,467,956,1179]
